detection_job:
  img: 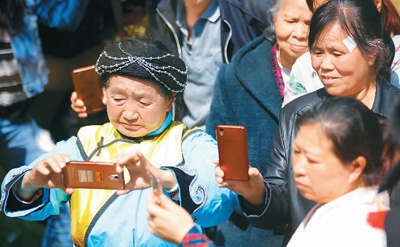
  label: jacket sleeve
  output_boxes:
[164,129,238,228]
[26,0,89,31]
[0,136,84,220]
[241,108,292,230]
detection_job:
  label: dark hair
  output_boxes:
[380,0,400,35]
[0,0,24,33]
[296,97,384,186]
[308,0,400,35]
[309,0,392,81]
[263,0,282,42]
[306,0,314,11]
[388,98,400,148]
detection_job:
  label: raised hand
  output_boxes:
[114,152,176,195]
[147,193,194,244]
[19,153,74,200]
[214,159,266,206]
[70,91,89,118]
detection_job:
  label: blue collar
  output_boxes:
[148,111,172,136]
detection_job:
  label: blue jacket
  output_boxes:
[0,122,238,246]
[206,36,284,246]
[9,0,88,98]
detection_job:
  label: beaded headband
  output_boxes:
[95,38,187,92]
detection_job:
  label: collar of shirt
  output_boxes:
[176,0,220,38]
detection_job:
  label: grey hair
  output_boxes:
[263,0,282,42]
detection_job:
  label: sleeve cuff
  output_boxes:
[6,181,44,212]
[240,186,269,215]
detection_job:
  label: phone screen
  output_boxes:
[150,173,163,197]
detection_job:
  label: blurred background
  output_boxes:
[0,0,146,246]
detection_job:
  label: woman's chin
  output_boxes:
[118,127,146,138]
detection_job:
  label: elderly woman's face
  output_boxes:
[104,75,173,137]
[292,123,362,204]
[311,23,376,99]
[274,0,312,69]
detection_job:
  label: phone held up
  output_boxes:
[71,65,105,114]
[216,125,250,181]
[62,161,125,190]
[150,173,163,198]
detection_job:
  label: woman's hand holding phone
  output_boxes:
[71,65,105,117]
[114,152,176,196]
[18,153,73,201]
[214,161,266,207]
[216,125,250,181]
[215,125,266,207]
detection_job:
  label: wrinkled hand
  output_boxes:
[115,152,159,195]
[147,193,194,244]
[70,91,88,118]
[214,159,266,206]
[21,153,74,199]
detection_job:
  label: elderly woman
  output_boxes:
[283,0,400,106]
[205,0,312,245]
[0,37,237,247]
[214,0,400,245]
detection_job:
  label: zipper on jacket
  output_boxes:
[223,19,232,64]
[156,9,182,58]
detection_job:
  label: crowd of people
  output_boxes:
[1,0,400,247]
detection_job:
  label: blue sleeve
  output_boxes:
[164,129,238,227]
[0,136,84,220]
[26,0,89,31]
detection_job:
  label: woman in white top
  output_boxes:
[288,96,389,247]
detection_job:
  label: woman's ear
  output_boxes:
[102,87,107,105]
[348,156,367,183]
[367,40,381,66]
[167,92,177,111]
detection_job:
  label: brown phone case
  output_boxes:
[216,125,250,181]
[71,65,105,114]
[62,161,125,190]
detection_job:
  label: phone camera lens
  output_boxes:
[109,174,120,181]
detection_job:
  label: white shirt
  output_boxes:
[287,187,389,247]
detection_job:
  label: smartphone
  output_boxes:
[150,173,163,198]
[216,125,250,181]
[62,161,125,190]
[71,65,105,114]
